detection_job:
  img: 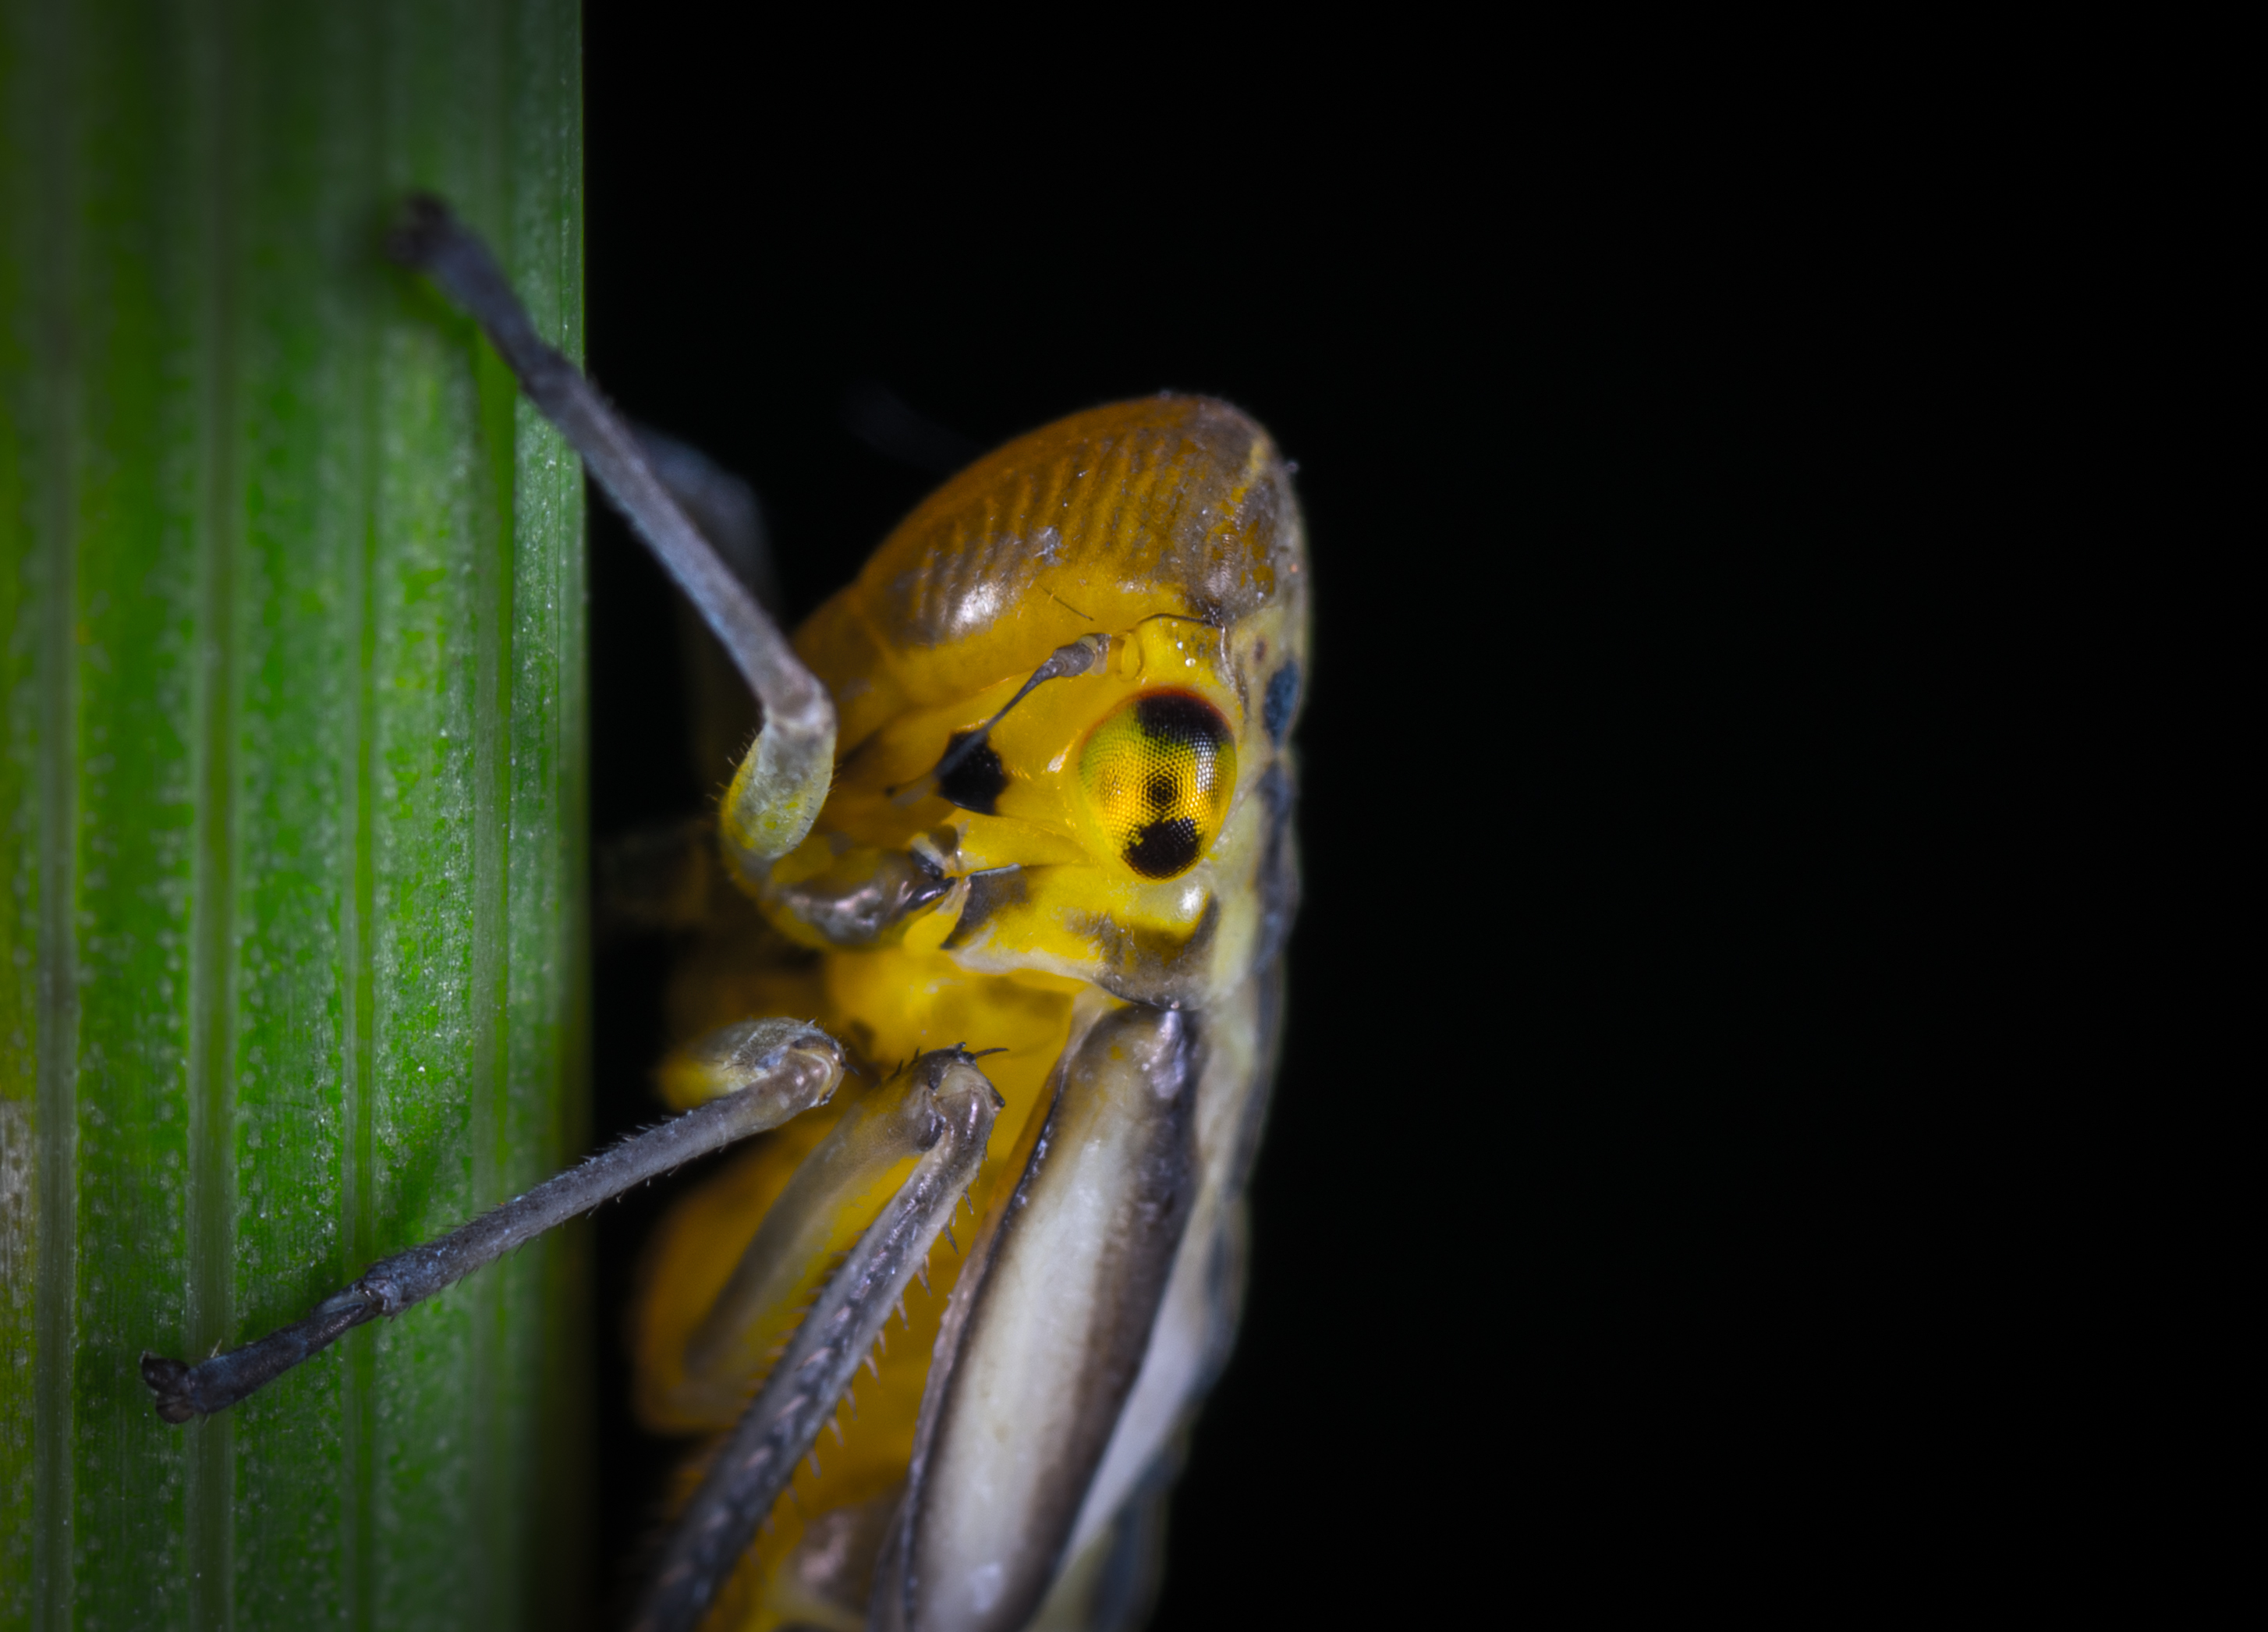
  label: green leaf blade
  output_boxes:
[1,2,587,1627]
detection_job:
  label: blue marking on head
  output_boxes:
[1263,660,1301,747]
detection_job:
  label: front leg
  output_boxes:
[385,196,835,878]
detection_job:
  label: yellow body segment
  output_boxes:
[635,396,1307,1631]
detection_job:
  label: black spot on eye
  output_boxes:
[1133,690,1231,748]
[1146,774,1176,810]
[1263,660,1301,747]
[937,731,1008,815]
[1124,818,1200,879]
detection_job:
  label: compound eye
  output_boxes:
[1078,691,1238,879]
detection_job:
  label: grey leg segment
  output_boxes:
[877,1005,1201,1632]
[385,195,835,873]
[632,424,784,787]
[141,1021,843,1423]
[630,1049,1005,1632]
[764,841,954,948]
[631,422,780,617]
[657,1036,980,1424]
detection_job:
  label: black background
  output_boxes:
[570,24,2192,1628]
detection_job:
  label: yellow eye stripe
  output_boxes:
[1077,691,1238,879]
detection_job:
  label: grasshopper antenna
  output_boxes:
[889,634,1110,807]
[384,193,835,875]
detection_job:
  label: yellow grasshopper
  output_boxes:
[143,196,1306,1632]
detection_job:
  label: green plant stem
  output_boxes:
[0,2,588,1627]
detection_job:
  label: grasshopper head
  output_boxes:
[764,396,1307,1008]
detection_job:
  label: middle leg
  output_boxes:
[629,1047,1005,1632]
